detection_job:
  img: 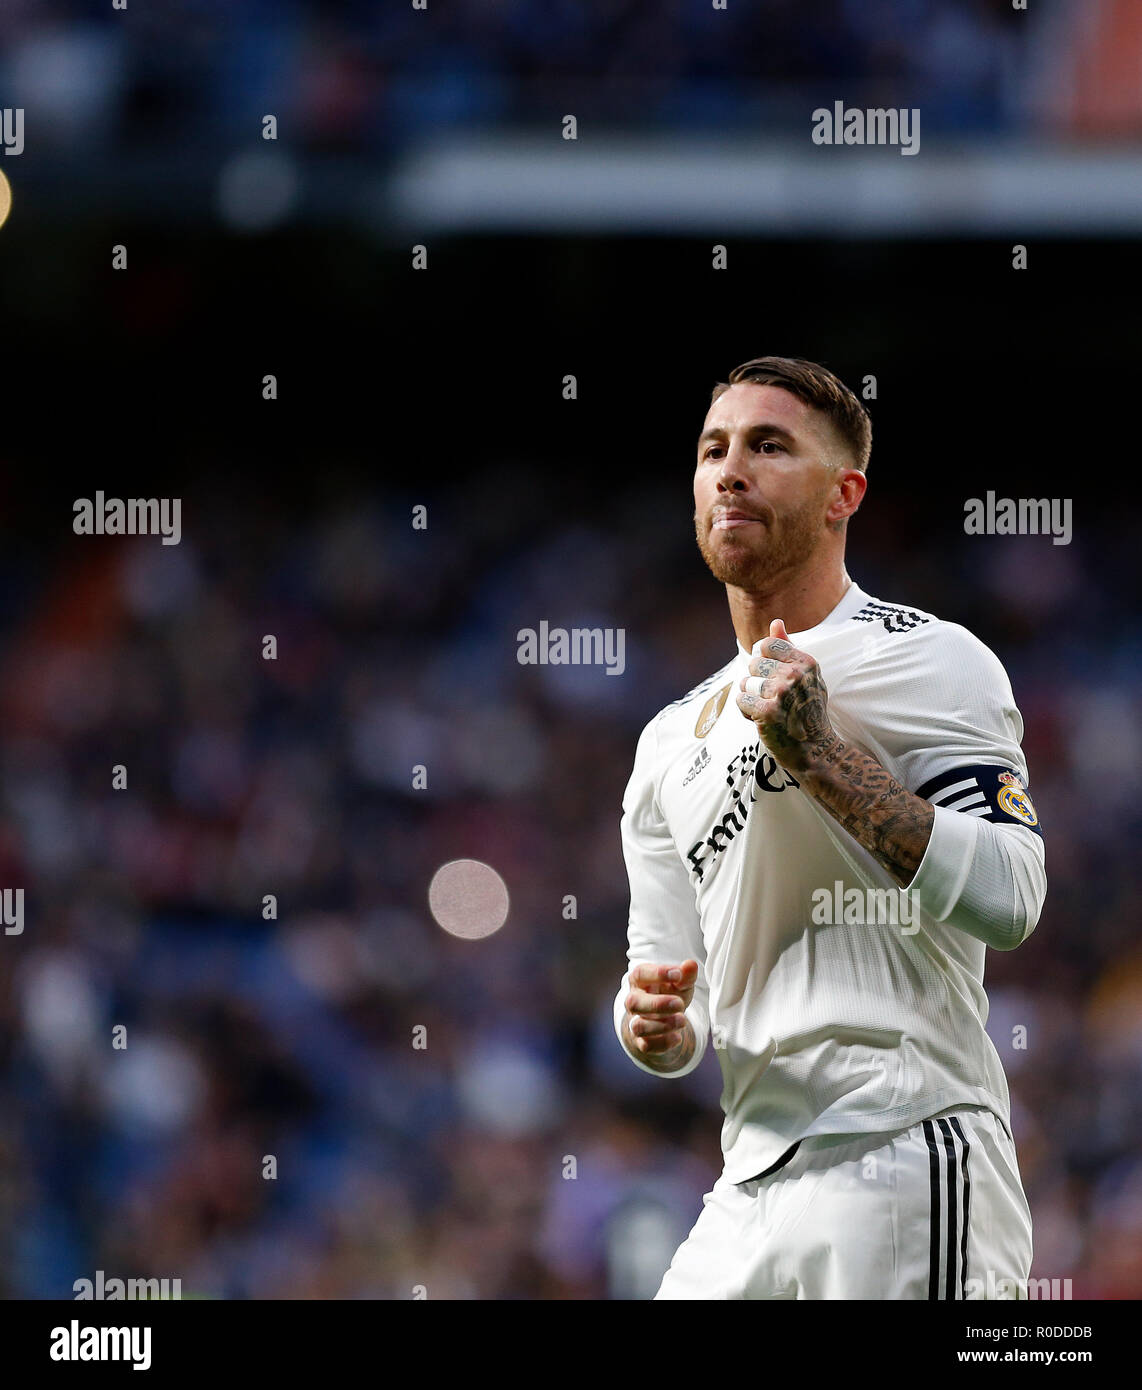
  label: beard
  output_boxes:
[694,496,825,590]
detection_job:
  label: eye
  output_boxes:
[703,445,725,460]
[758,440,783,455]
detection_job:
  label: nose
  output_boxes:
[716,448,749,493]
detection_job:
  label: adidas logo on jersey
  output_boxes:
[852,601,929,634]
[682,748,712,787]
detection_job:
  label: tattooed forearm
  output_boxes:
[798,736,934,885]
[738,622,935,884]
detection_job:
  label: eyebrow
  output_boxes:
[697,422,798,448]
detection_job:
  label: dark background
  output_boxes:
[0,0,1139,1300]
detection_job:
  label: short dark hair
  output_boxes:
[710,356,872,472]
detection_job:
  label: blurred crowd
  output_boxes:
[0,468,1138,1300]
[0,0,1068,158]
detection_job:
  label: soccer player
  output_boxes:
[615,356,1046,1300]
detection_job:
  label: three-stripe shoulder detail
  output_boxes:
[850,599,932,634]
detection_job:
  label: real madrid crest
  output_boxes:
[996,773,1038,827]
[695,683,732,738]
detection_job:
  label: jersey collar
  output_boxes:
[734,580,868,659]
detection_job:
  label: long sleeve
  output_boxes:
[908,808,1046,950]
[614,716,711,1078]
[844,620,1047,950]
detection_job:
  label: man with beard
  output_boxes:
[614,356,1046,1300]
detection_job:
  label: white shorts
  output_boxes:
[654,1105,1032,1300]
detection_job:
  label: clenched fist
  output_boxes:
[622,959,700,1072]
[735,618,839,773]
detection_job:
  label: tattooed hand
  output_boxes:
[735,618,840,773]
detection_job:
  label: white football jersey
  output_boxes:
[614,579,1046,1185]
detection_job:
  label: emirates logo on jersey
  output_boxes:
[694,684,732,738]
[686,743,800,882]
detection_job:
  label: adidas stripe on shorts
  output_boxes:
[654,1105,1032,1300]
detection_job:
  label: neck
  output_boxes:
[727,553,852,652]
